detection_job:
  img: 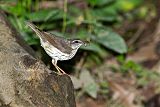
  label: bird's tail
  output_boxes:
[26,21,44,39]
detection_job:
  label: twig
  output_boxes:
[128,24,145,46]
[62,0,68,34]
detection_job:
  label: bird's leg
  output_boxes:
[52,59,67,75]
[52,59,62,75]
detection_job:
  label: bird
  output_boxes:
[26,21,87,75]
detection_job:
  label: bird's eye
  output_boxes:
[73,40,80,44]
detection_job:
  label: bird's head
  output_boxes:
[70,39,88,49]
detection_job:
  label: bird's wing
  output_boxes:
[43,32,73,54]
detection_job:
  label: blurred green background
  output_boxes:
[1,0,160,107]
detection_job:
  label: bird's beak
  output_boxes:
[82,40,89,46]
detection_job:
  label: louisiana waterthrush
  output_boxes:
[26,21,86,75]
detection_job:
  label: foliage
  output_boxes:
[117,55,160,86]
[0,0,131,65]
[71,70,99,98]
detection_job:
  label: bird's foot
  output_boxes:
[56,65,66,74]
[53,64,68,76]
